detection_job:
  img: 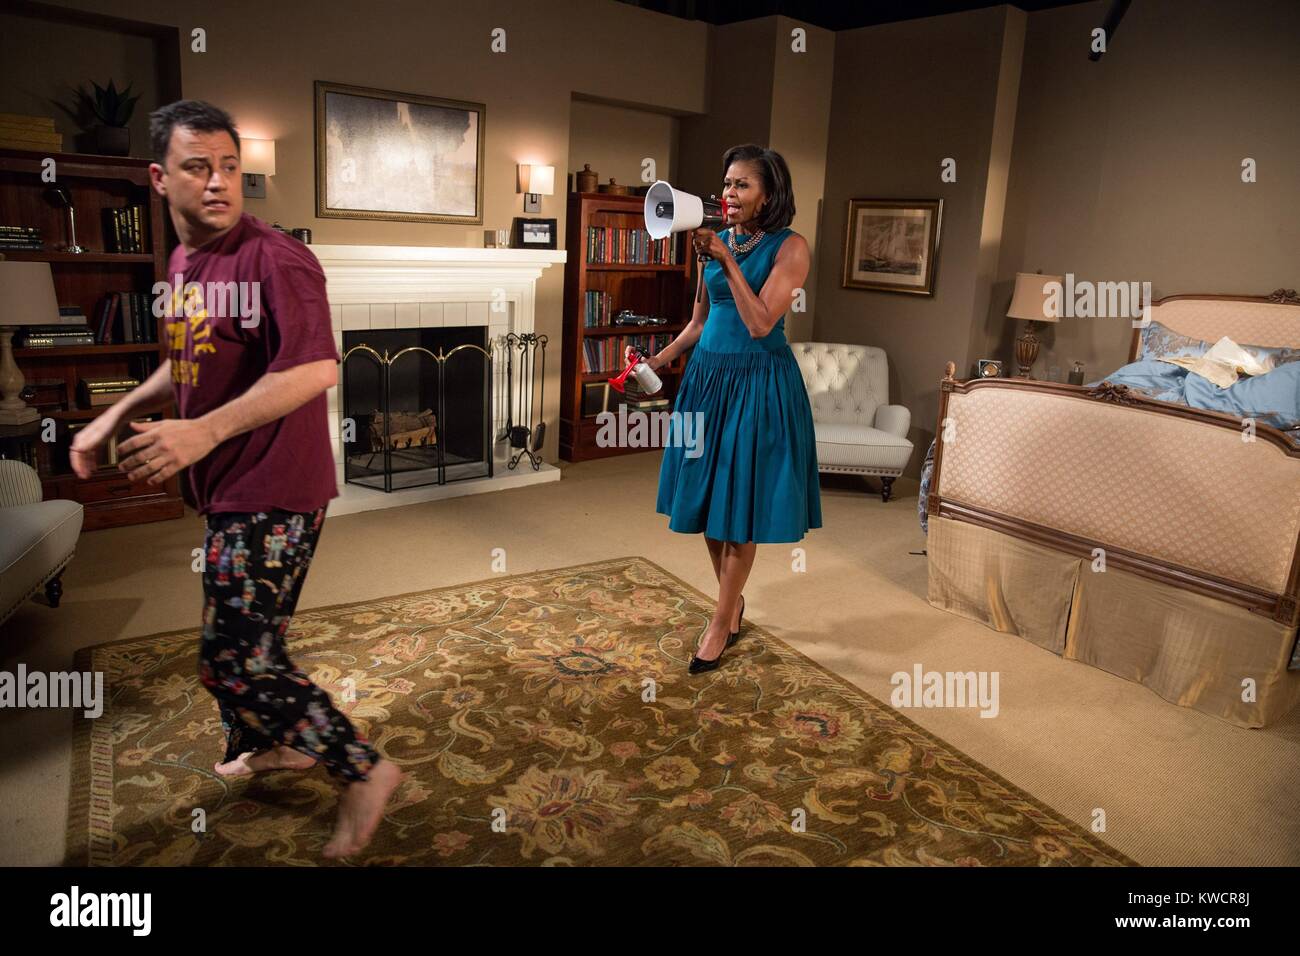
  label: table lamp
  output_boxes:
[1007,271,1063,378]
[0,261,60,424]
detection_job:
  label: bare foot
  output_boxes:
[214,745,319,777]
[322,760,403,860]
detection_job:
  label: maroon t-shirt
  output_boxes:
[165,213,339,515]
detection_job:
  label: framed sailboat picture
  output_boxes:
[842,199,943,295]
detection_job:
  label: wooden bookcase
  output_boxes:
[560,191,695,461]
[1,147,184,530]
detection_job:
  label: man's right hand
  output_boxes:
[69,410,121,479]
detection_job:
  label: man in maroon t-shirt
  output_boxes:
[69,100,400,859]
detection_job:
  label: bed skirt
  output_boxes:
[928,516,1300,728]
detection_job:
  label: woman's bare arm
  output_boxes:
[723,233,810,339]
[629,280,710,369]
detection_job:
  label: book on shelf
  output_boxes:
[129,352,160,382]
[585,226,677,265]
[581,333,673,373]
[583,289,613,327]
[102,205,148,253]
[0,225,43,250]
[93,291,158,344]
[79,377,141,407]
[0,115,62,151]
[22,332,95,348]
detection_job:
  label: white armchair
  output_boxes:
[792,342,914,502]
[0,460,83,627]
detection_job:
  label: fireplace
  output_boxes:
[341,326,492,491]
[310,243,566,516]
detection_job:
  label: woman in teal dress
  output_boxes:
[636,144,822,674]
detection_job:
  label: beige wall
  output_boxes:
[677,18,778,195]
[24,0,710,462]
[677,15,834,342]
[813,6,1013,473]
[567,97,677,193]
[987,0,1300,380]
[770,15,835,342]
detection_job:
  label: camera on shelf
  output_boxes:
[612,310,669,327]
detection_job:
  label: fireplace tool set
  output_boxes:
[504,331,547,470]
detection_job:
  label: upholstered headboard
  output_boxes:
[1128,290,1300,361]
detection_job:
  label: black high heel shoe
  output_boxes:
[689,596,745,675]
[688,636,725,674]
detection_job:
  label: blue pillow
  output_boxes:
[1183,360,1300,431]
[1138,319,1300,370]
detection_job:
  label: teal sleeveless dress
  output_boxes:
[655,227,822,543]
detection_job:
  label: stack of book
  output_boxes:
[622,376,671,412]
[0,113,63,152]
[103,205,148,253]
[79,377,139,407]
[0,225,43,252]
[93,291,158,344]
[21,322,95,348]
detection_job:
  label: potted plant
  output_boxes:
[70,80,141,156]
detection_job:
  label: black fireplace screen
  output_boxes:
[341,326,492,492]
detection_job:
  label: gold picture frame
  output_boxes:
[842,198,943,295]
[314,80,486,224]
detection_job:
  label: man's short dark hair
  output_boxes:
[149,100,240,164]
[721,144,796,232]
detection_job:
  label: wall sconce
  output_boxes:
[242,138,276,198]
[518,163,554,214]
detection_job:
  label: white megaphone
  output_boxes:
[643,180,727,240]
[644,181,729,301]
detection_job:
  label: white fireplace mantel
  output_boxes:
[309,243,566,517]
[309,244,566,309]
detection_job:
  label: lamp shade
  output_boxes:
[1007,272,1064,323]
[242,138,276,176]
[520,164,554,196]
[0,261,60,326]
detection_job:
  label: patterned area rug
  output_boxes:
[68,557,1133,866]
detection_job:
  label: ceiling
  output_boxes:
[615,0,1096,31]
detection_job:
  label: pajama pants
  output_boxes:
[197,505,380,782]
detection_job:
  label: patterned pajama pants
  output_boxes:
[197,506,380,782]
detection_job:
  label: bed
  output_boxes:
[923,290,1300,727]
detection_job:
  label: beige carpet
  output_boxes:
[2,452,1298,865]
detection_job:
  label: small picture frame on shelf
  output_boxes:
[512,217,557,250]
[976,359,1004,378]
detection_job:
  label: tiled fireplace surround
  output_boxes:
[309,244,567,516]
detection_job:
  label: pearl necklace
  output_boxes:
[727,227,765,256]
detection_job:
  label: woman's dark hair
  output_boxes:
[721,144,795,231]
[149,100,241,164]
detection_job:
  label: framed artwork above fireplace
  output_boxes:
[314,80,486,224]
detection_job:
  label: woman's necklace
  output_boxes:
[727,227,765,256]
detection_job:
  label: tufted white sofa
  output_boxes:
[0,460,83,628]
[792,342,914,501]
